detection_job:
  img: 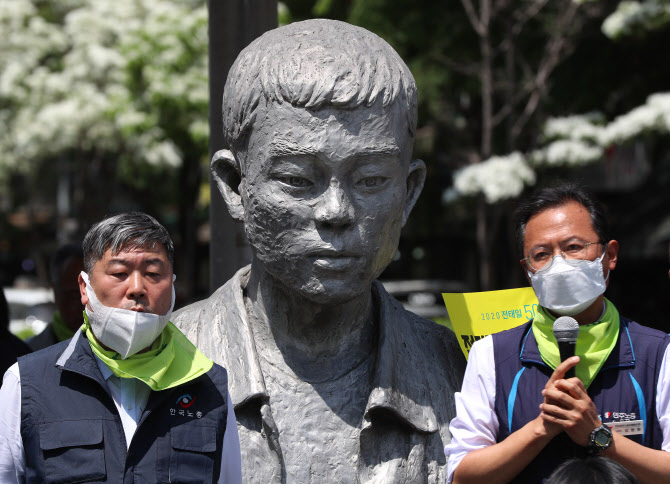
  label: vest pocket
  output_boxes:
[39,419,106,483]
[167,424,217,483]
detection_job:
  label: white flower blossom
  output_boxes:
[542,113,605,142]
[0,0,208,179]
[453,152,536,203]
[603,104,659,144]
[144,140,182,168]
[603,0,670,40]
[531,140,604,167]
[538,91,670,158]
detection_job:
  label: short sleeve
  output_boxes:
[656,344,670,451]
[0,363,24,483]
[218,391,242,484]
[444,336,499,483]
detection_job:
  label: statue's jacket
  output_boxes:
[173,265,466,483]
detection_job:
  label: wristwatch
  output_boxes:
[588,424,613,454]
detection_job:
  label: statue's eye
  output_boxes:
[280,176,312,188]
[357,176,388,188]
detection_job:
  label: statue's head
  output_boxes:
[213,19,426,304]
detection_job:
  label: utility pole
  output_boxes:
[207,0,277,292]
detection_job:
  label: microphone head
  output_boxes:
[553,316,579,343]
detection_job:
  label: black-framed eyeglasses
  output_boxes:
[522,240,606,272]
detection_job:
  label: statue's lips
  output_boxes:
[309,251,361,270]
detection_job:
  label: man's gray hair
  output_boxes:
[82,212,174,273]
[222,19,418,159]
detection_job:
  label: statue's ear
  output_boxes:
[402,159,426,227]
[211,149,244,221]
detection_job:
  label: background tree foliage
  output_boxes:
[0,0,209,296]
[2,1,669,328]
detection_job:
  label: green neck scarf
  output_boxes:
[83,315,213,391]
[52,311,77,342]
[531,298,620,389]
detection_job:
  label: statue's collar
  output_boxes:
[227,266,438,435]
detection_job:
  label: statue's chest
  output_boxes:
[260,355,373,483]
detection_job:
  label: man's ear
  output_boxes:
[606,239,619,271]
[520,259,532,286]
[402,159,427,227]
[78,272,89,308]
[211,149,245,221]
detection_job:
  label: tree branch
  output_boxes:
[480,0,493,157]
[432,53,480,77]
[495,0,550,57]
[510,1,581,142]
[460,0,485,36]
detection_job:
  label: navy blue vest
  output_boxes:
[18,332,229,484]
[492,316,669,483]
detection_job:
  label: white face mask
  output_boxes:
[528,251,608,316]
[81,271,176,359]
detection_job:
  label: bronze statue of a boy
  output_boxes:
[174,19,465,483]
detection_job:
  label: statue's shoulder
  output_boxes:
[373,281,467,408]
[404,306,463,357]
[173,284,229,321]
[374,281,463,353]
[173,266,249,327]
[375,281,450,329]
[398,305,467,392]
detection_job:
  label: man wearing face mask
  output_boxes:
[445,184,670,483]
[0,212,242,484]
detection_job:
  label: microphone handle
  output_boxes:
[558,341,576,379]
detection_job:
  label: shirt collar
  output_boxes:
[95,353,114,381]
[55,330,117,389]
[225,267,438,434]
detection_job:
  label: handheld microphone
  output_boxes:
[553,316,579,379]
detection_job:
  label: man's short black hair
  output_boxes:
[82,212,174,273]
[513,183,610,256]
[545,456,639,484]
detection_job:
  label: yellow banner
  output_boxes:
[443,287,539,359]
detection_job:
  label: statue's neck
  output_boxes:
[244,262,377,381]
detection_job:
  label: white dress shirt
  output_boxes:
[444,335,670,483]
[0,357,242,484]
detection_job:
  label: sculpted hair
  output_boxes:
[222,19,418,159]
[82,212,174,273]
[49,243,84,285]
[513,183,610,256]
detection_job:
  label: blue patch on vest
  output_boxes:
[508,367,526,434]
[625,326,636,364]
[629,373,646,441]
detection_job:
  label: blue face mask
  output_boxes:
[528,251,608,316]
